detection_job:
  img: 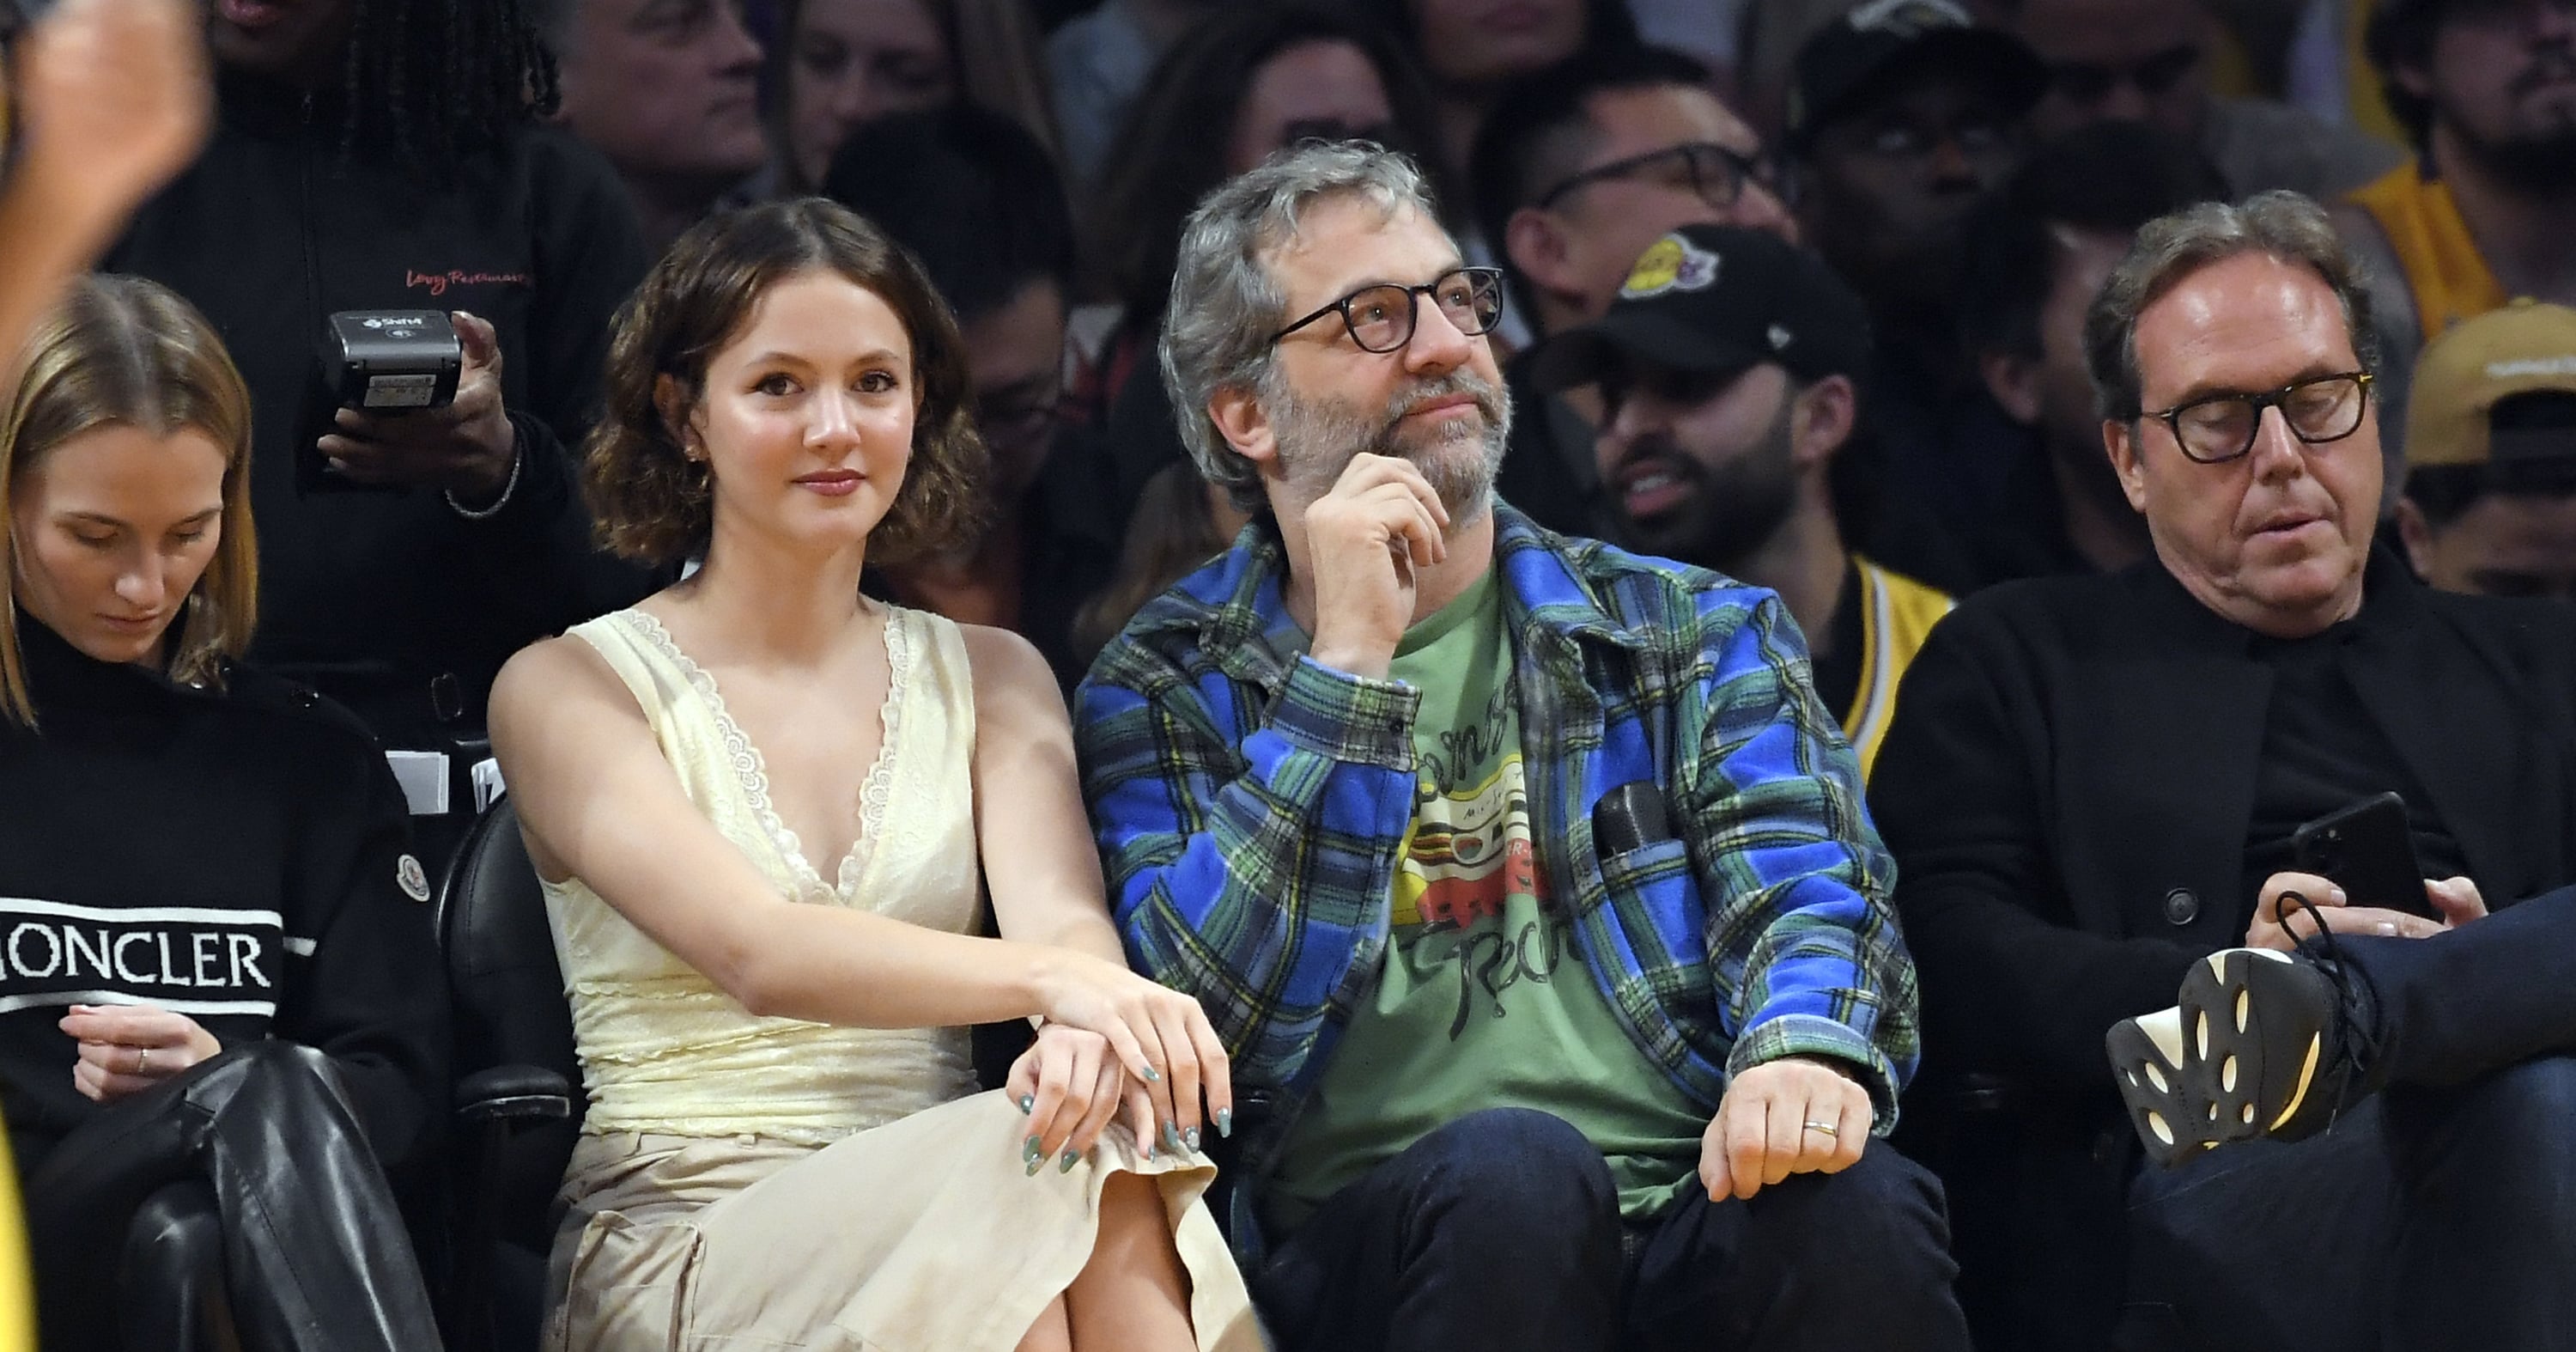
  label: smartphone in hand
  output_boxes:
[2291,792,2429,913]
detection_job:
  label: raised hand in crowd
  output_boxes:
[317,310,519,503]
[7,0,208,243]
[0,0,209,366]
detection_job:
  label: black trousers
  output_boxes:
[2123,886,2576,1352]
[1250,1105,1973,1352]
[23,1041,440,1352]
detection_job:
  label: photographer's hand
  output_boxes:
[319,311,518,502]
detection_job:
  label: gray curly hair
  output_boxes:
[1158,142,1444,512]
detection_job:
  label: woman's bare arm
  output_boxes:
[959,624,1230,1140]
[963,625,1125,961]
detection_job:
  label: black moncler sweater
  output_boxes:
[0,619,446,1177]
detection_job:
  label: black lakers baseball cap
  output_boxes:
[1528,225,1873,393]
[1786,0,2047,148]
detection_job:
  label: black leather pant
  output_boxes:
[23,1041,441,1352]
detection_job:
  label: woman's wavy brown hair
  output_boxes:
[584,198,987,569]
[2,277,258,730]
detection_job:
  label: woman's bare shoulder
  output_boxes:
[491,629,647,736]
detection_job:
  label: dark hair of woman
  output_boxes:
[337,0,559,172]
[584,197,987,569]
[1085,2,1459,330]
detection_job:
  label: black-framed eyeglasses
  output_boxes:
[1267,266,1506,354]
[2047,43,2202,105]
[1534,142,1771,212]
[972,387,1062,459]
[2142,371,2374,464]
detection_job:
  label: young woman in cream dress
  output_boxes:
[490,199,1258,1352]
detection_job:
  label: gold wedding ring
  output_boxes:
[1801,1119,1838,1137]
[137,1047,151,1075]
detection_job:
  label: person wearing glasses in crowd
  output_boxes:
[1466,44,1794,536]
[1786,0,2044,594]
[1871,190,2576,1351]
[1075,141,1969,1352]
[824,106,1118,691]
[1996,0,2400,202]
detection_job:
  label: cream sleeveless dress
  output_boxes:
[538,606,1260,1352]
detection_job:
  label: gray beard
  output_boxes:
[1262,366,1514,526]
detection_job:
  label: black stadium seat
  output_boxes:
[435,798,580,1352]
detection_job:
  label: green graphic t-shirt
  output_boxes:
[1264,571,1709,1234]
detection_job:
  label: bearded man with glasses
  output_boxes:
[1075,140,1970,1352]
[1871,189,2576,1352]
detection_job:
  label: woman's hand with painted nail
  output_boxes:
[1005,1022,1124,1174]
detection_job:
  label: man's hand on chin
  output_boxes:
[1698,1054,1872,1202]
[1302,453,1449,680]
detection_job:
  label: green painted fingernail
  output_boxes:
[1018,1093,1034,1114]
[1185,1126,1202,1152]
[1023,1135,1042,1163]
[1060,1150,1078,1173]
[1026,1155,1044,1177]
[1161,1121,1182,1153]
[1144,1066,1162,1082]
[1216,1108,1234,1138]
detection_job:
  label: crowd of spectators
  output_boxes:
[3,0,2575,1345]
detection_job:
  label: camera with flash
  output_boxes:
[320,310,464,412]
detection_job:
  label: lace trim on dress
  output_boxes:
[614,606,914,904]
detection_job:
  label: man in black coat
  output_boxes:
[1872,189,2576,1352]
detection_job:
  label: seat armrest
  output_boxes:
[456,1064,573,1124]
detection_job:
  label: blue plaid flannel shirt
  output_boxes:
[1075,507,1920,1208]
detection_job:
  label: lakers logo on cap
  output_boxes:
[1621,235,1722,301]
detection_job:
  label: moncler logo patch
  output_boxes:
[398,855,432,904]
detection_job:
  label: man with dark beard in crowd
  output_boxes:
[1533,225,1952,780]
[2338,0,2576,451]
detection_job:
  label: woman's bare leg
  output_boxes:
[1063,1172,1196,1351]
[1016,1294,1072,1352]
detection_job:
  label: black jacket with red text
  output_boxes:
[106,71,656,739]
